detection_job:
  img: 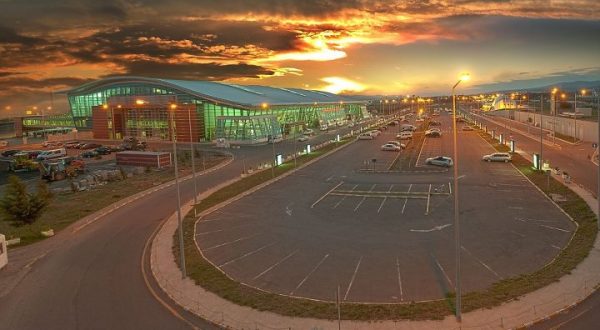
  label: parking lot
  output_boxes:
[194,119,575,303]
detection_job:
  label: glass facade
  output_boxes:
[68,81,367,143]
[22,114,76,128]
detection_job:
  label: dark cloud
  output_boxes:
[113,60,274,80]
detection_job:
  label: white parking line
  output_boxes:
[540,224,570,233]
[377,185,394,213]
[218,242,278,268]
[551,244,562,250]
[333,184,358,209]
[252,250,299,280]
[396,257,404,301]
[461,246,502,279]
[353,184,375,212]
[401,184,413,214]
[311,181,344,208]
[290,254,330,295]
[343,256,363,301]
[204,234,258,251]
[432,254,453,287]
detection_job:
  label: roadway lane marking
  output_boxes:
[377,184,394,213]
[343,256,363,301]
[510,230,526,238]
[195,229,224,235]
[353,184,375,212]
[461,246,502,279]
[203,234,258,251]
[333,184,358,209]
[311,181,344,208]
[218,242,278,268]
[432,254,453,287]
[396,257,404,301]
[290,254,330,295]
[252,250,299,280]
[425,184,432,215]
[410,224,452,233]
[401,184,413,214]
[540,224,570,233]
[551,244,562,250]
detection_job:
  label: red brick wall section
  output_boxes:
[92,106,109,139]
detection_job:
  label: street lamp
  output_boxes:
[169,104,187,279]
[179,103,199,217]
[551,88,558,144]
[451,72,469,322]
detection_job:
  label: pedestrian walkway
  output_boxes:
[151,158,600,330]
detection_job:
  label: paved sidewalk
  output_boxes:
[151,147,600,330]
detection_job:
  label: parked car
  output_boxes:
[36,148,67,161]
[400,124,416,132]
[64,141,80,148]
[429,121,441,126]
[81,150,99,158]
[297,135,309,142]
[397,131,413,140]
[42,141,63,148]
[74,143,87,149]
[1,149,21,157]
[108,145,124,152]
[377,126,387,131]
[416,118,424,122]
[386,141,406,149]
[95,146,112,155]
[425,129,442,137]
[462,125,474,131]
[425,156,454,167]
[482,152,512,162]
[369,130,381,137]
[80,143,102,150]
[357,133,374,140]
[303,129,315,136]
[381,143,401,151]
[320,124,328,131]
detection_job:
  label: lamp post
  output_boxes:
[179,103,199,217]
[551,88,558,144]
[169,105,186,279]
[451,72,470,322]
[262,102,276,178]
[574,90,585,142]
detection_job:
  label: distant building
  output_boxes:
[63,76,369,144]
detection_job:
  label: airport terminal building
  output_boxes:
[64,76,368,144]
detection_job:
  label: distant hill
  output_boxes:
[498,80,600,94]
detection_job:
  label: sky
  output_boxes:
[0,0,599,116]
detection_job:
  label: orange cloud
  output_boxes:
[320,77,367,94]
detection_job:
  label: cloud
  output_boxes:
[470,67,600,92]
[320,77,367,94]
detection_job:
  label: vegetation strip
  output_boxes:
[174,128,597,321]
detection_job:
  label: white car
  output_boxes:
[303,129,315,135]
[416,118,424,122]
[462,125,474,131]
[357,133,374,140]
[397,131,413,140]
[482,152,512,162]
[320,125,328,131]
[400,124,416,132]
[369,130,381,137]
[425,129,442,137]
[426,156,454,167]
[386,141,406,149]
[381,143,401,151]
[297,135,309,142]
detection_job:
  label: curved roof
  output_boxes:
[65,76,365,108]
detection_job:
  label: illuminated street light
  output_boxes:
[168,103,186,279]
[451,72,470,322]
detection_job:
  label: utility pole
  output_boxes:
[170,108,186,279]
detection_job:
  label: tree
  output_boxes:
[0,176,52,226]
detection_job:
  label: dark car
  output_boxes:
[81,150,99,158]
[95,146,112,155]
[1,149,21,157]
[80,143,102,150]
[429,121,441,126]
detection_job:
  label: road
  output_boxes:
[464,108,600,330]
[0,119,379,330]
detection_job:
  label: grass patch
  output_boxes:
[1,152,228,247]
[173,127,597,321]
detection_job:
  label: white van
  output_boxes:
[397,131,413,140]
[36,148,67,160]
